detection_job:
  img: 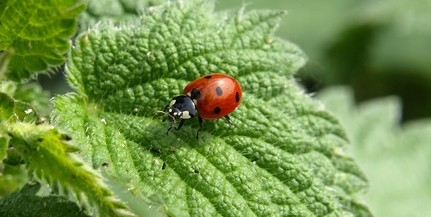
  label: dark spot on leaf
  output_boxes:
[35,117,46,125]
[162,162,167,170]
[62,134,72,141]
[102,162,109,167]
[37,138,43,142]
[215,87,223,96]
[252,156,260,162]
[194,168,200,173]
[204,75,212,79]
[235,92,240,102]
[214,107,221,114]
[150,147,161,154]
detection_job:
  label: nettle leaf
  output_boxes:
[0,92,134,215]
[318,87,431,217]
[79,0,163,30]
[13,83,51,116]
[0,0,86,81]
[0,92,15,121]
[7,123,135,217]
[0,81,50,117]
[1,132,27,198]
[0,183,89,217]
[53,0,370,216]
[0,92,39,123]
[0,93,31,198]
[0,134,7,161]
[0,163,28,198]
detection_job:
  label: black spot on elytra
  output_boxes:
[235,92,240,102]
[204,75,212,79]
[191,88,201,99]
[214,107,221,114]
[215,87,223,96]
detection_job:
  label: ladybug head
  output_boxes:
[164,95,197,122]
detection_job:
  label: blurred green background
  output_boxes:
[216,0,431,122]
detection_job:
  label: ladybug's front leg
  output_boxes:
[176,119,186,130]
[224,115,231,124]
[166,119,185,135]
[196,116,203,140]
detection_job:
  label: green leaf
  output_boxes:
[0,132,28,198]
[0,92,37,198]
[0,91,133,214]
[79,0,163,30]
[13,83,51,116]
[0,92,14,121]
[0,92,39,123]
[0,81,16,96]
[8,123,135,217]
[0,82,50,116]
[0,164,28,198]
[0,134,7,161]
[0,183,89,217]
[318,86,431,217]
[0,0,86,81]
[0,51,13,76]
[54,0,370,216]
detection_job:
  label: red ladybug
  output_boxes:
[164,73,242,139]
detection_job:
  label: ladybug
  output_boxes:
[164,73,242,139]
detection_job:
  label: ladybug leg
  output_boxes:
[175,119,186,130]
[161,105,169,122]
[166,119,185,135]
[196,116,203,140]
[224,115,236,127]
[165,115,175,135]
[166,126,173,135]
[224,115,231,124]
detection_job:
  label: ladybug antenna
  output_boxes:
[156,110,167,116]
[166,119,177,135]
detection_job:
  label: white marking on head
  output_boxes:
[181,111,192,119]
[169,100,176,107]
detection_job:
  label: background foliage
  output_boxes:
[218,0,431,122]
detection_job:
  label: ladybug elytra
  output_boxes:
[164,73,243,139]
